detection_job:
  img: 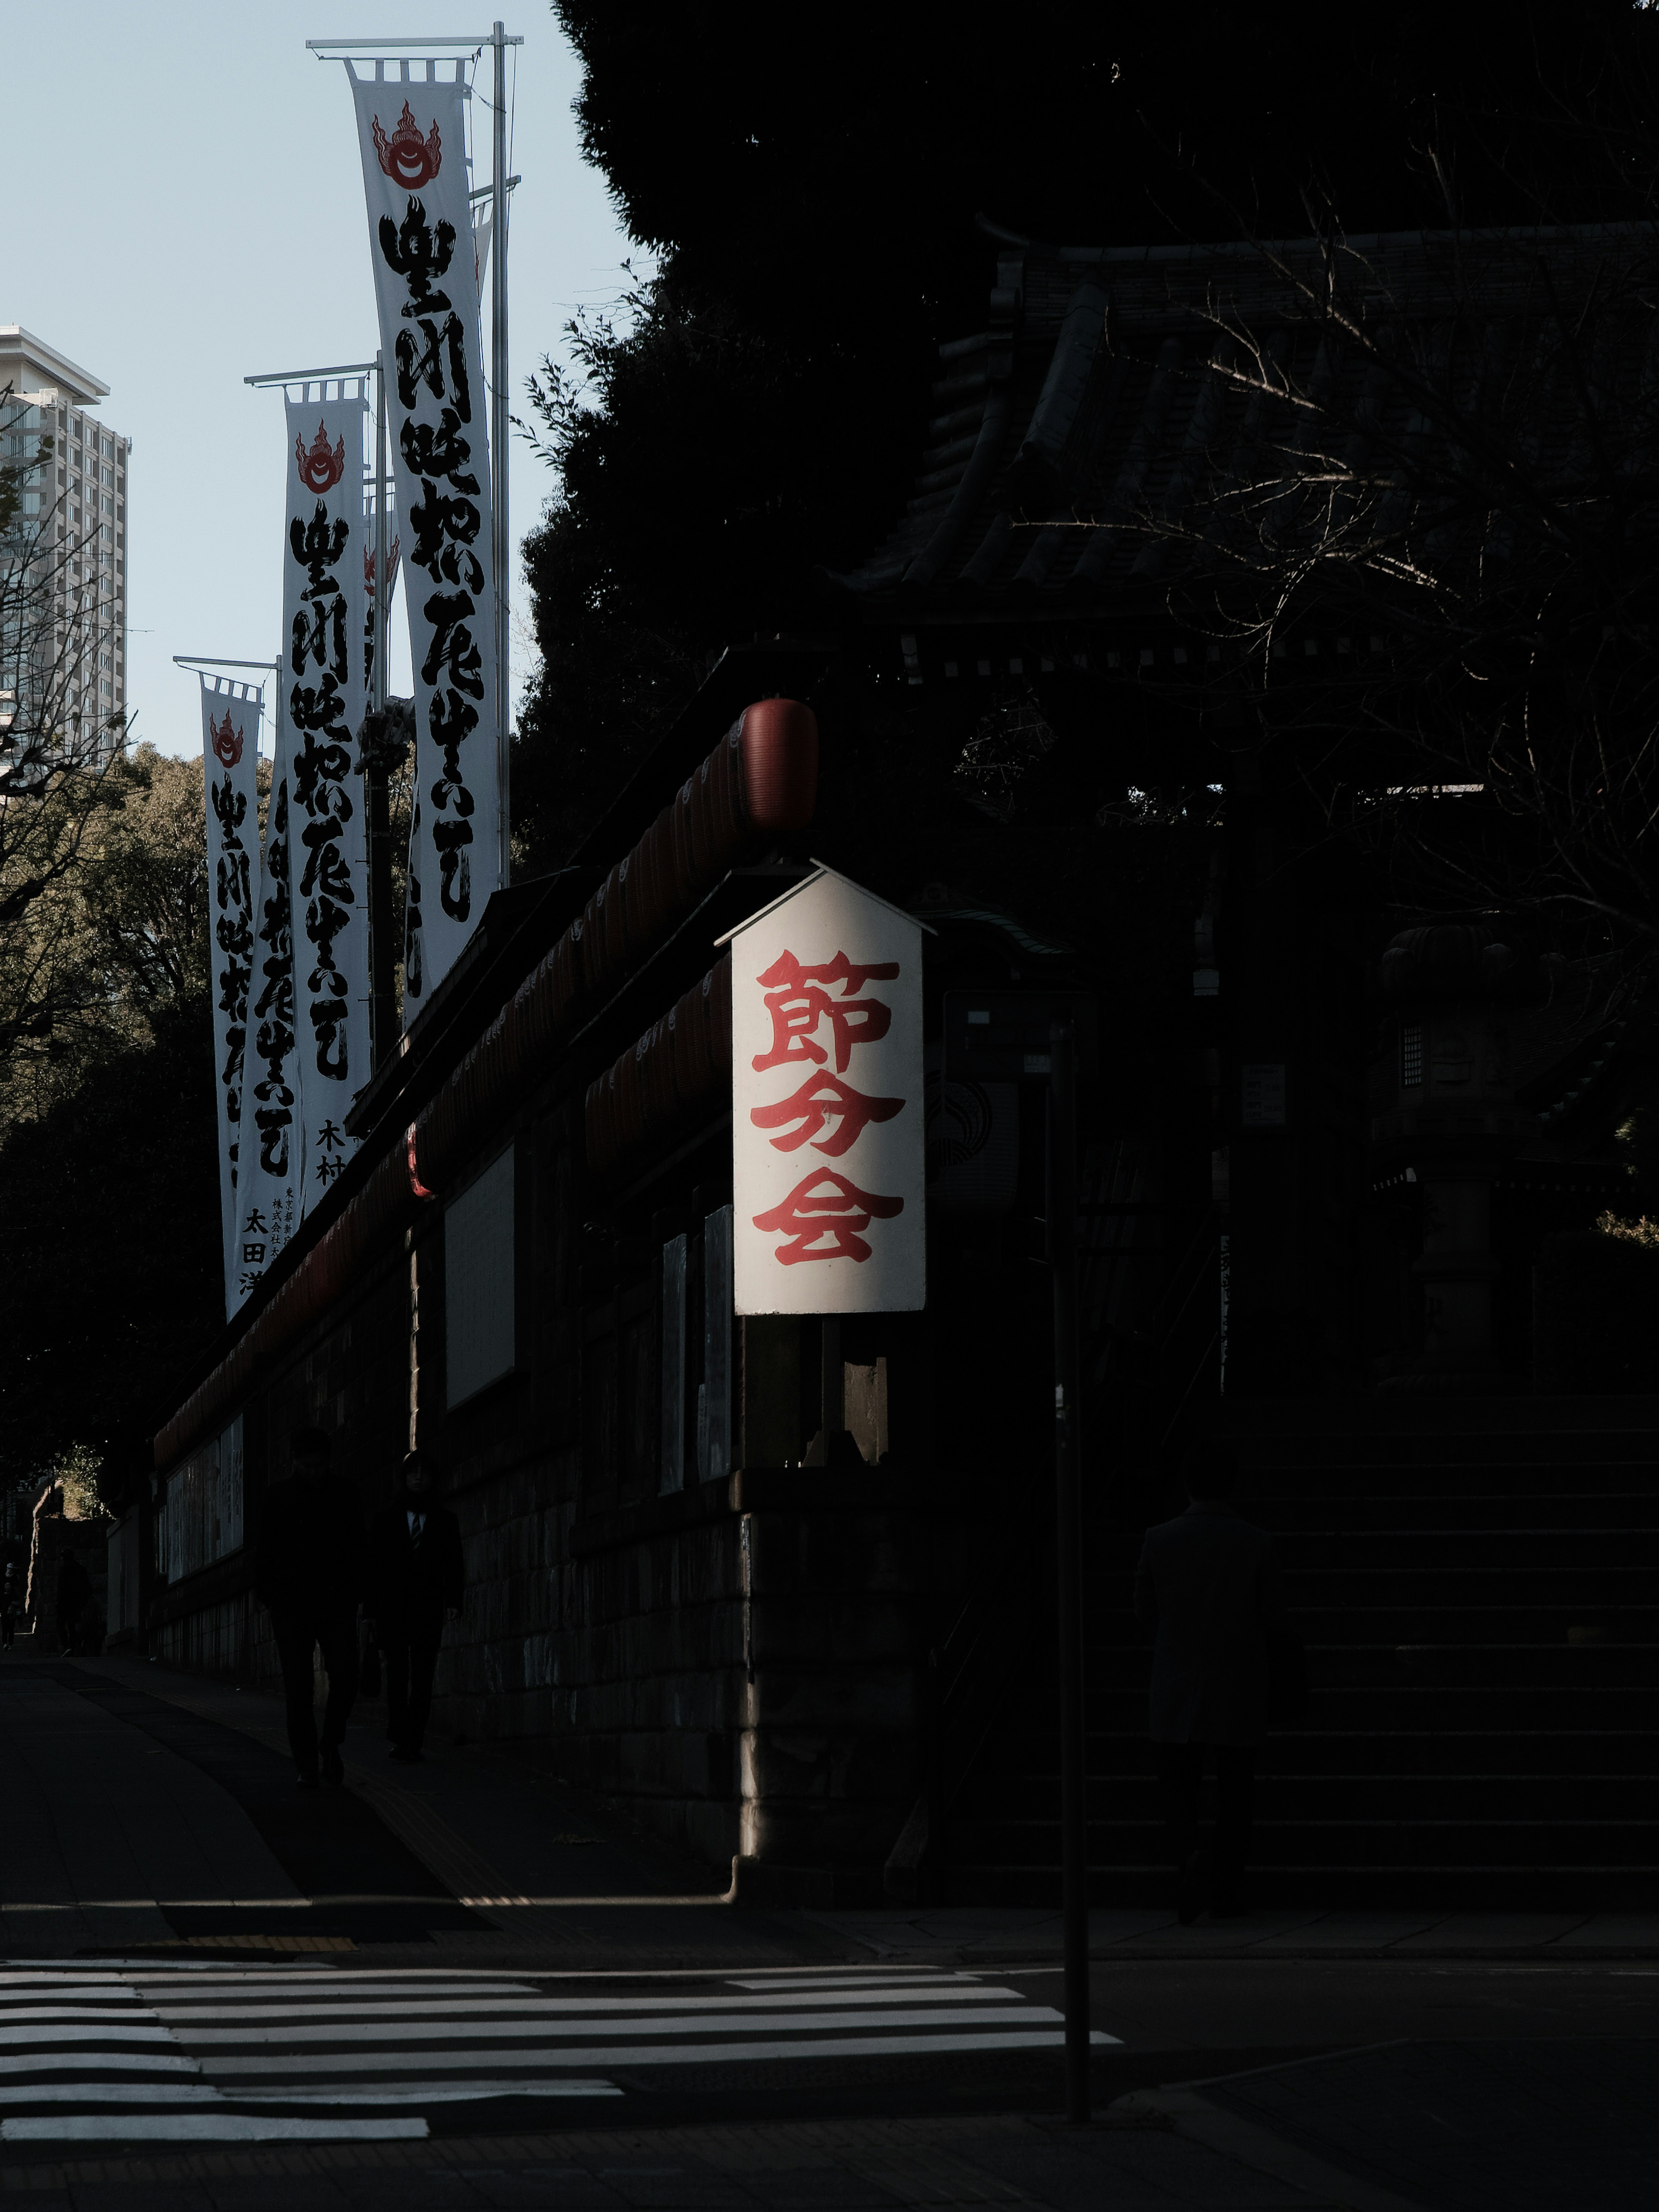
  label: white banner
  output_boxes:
[283,392,370,1196]
[199,674,261,1318]
[730,868,926,1315]
[233,690,304,1310]
[349,62,500,1012]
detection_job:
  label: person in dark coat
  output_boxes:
[253,1426,365,1788]
[54,1552,91,1654]
[1135,1439,1288,1923]
[365,1448,463,1762]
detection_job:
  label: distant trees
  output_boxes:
[0,745,227,1508]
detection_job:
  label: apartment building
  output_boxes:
[0,326,129,750]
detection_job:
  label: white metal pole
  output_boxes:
[492,19,511,889]
[374,350,388,717]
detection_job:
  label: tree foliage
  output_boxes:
[0,745,224,1507]
[1081,97,1659,1001]
[1,744,213,1134]
[515,3,1656,865]
[0,386,129,1057]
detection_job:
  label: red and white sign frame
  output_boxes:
[726,865,926,1315]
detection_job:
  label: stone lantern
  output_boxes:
[1373,925,1536,1388]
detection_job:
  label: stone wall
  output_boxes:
[149,1086,959,1895]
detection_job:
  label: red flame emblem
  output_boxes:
[372,101,442,188]
[364,534,401,595]
[296,420,346,495]
[209,709,245,769]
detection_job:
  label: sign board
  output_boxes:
[1240,1062,1287,1128]
[942,991,1097,1082]
[729,867,925,1314]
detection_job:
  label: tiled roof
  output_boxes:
[834,222,1655,615]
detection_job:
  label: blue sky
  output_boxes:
[0,2,636,757]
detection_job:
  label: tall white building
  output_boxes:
[0,326,130,750]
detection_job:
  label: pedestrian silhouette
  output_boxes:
[1135,1437,1289,1922]
[253,1426,365,1788]
[2,1561,19,1650]
[365,1448,463,1762]
[54,1551,91,1655]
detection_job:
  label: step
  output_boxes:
[1249,1492,1659,1532]
[969,1730,1659,1783]
[1079,1605,1659,1648]
[1270,1530,1659,1570]
[939,1864,1659,1911]
[1079,1644,1659,1692]
[1063,1685,1659,1729]
[953,1765,1659,1816]
[946,1816,1659,1872]
[1077,1567,1659,1608]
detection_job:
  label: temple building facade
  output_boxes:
[129,224,1659,1910]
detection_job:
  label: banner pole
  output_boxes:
[492,18,511,889]
[374,350,388,718]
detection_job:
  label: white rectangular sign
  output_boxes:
[199,674,261,1316]
[731,868,925,1315]
[349,60,500,1012]
[283,391,370,1199]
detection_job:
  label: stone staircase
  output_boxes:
[943,1401,1659,1909]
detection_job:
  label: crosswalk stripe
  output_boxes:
[207,2028,1119,2075]
[0,2008,152,2023]
[0,2117,429,2143]
[0,2085,226,2107]
[3,2053,201,2076]
[0,2027,176,2046]
[145,1986,1024,2022]
[725,1982,986,1999]
[178,2002,1056,2046]
[235,2082,624,2104]
[131,1991,533,2008]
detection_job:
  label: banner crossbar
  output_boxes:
[307,35,522,49]
[245,362,376,388]
[173,656,280,672]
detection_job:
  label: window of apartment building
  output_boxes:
[445,1145,516,1407]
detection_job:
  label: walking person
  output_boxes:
[365,1449,463,1763]
[1,1562,19,1651]
[54,1551,91,1655]
[253,1427,365,1789]
[1135,1437,1289,1923]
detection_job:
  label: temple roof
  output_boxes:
[832,222,1652,620]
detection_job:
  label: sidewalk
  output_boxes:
[0,2107,1388,2209]
[8,1648,819,1969]
[13,1645,1659,1965]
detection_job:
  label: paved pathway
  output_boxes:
[4,1643,1658,2204]
[0,2110,1357,2207]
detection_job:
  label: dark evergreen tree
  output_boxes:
[517,3,1656,867]
[0,997,221,1510]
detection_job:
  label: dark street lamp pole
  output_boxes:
[944,991,1095,2119]
[1049,1017,1091,2122]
